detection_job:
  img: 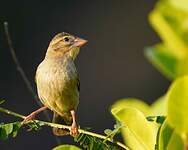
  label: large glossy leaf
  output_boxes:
[53,145,81,150]
[111,107,157,150]
[111,98,150,116]
[158,120,184,150]
[167,76,188,136]
[145,44,177,79]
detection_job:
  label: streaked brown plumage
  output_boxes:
[24,32,87,136]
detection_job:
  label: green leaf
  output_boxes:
[147,0,188,79]
[3,123,13,135]
[144,44,177,79]
[111,98,150,116]
[112,96,168,116]
[158,120,184,150]
[150,95,167,116]
[26,121,42,131]
[0,122,21,140]
[74,133,118,150]
[53,145,81,150]
[169,0,188,13]
[176,57,188,77]
[149,7,188,60]
[0,127,8,140]
[167,75,188,136]
[111,107,157,150]
[11,122,22,137]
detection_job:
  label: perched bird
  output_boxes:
[24,32,87,136]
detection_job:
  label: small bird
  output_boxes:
[24,32,87,136]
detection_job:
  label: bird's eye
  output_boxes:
[64,37,70,42]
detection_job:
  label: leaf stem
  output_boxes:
[0,106,130,150]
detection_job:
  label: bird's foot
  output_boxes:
[70,122,78,137]
[23,112,36,122]
[22,106,48,123]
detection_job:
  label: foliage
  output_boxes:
[145,0,188,79]
[111,107,158,150]
[0,122,21,140]
[53,145,81,150]
[167,76,188,135]
[74,133,118,150]
[110,0,188,150]
[157,119,184,150]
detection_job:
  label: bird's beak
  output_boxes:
[73,38,87,47]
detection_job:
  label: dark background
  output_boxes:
[0,0,170,149]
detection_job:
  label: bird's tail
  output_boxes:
[52,112,71,136]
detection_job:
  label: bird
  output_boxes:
[23,32,87,136]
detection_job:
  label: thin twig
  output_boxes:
[0,106,130,150]
[3,22,50,121]
[3,22,61,144]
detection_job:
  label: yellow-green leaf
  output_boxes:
[158,120,184,150]
[111,98,150,116]
[167,76,188,136]
[145,44,177,80]
[111,107,157,150]
[149,9,188,59]
[53,145,81,150]
[169,0,188,13]
[150,95,167,116]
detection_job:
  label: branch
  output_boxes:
[0,106,129,150]
[3,22,50,121]
[3,22,61,144]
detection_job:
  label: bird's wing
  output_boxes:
[35,63,42,84]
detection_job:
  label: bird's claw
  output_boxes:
[23,113,36,123]
[70,123,78,137]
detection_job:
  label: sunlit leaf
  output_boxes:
[167,76,188,136]
[111,107,157,150]
[169,0,188,13]
[111,98,150,116]
[145,44,177,79]
[149,8,188,59]
[176,57,188,77]
[150,95,167,116]
[53,145,81,150]
[158,120,184,150]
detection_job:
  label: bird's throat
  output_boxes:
[68,47,80,60]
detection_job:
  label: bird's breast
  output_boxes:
[36,57,79,115]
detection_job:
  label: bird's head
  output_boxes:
[46,32,87,59]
